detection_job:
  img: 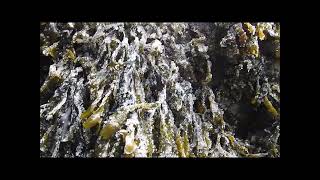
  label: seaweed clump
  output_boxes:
[40,22,280,158]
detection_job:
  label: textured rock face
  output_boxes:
[40,22,280,158]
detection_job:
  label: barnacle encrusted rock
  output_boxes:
[40,22,280,158]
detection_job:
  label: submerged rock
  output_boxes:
[40,22,280,158]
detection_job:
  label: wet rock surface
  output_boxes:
[40,22,280,158]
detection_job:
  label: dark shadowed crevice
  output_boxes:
[40,54,53,87]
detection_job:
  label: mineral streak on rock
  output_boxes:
[40,22,280,158]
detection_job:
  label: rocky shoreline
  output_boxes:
[40,22,280,158]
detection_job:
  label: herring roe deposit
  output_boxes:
[40,22,280,158]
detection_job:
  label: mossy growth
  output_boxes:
[100,123,118,140]
[99,103,159,140]
[263,96,279,118]
[48,46,58,59]
[124,141,137,155]
[175,132,186,157]
[238,31,248,46]
[243,22,255,35]
[237,145,249,157]
[151,50,160,58]
[110,40,118,51]
[167,126,175,142]
[195,100,206,114]
[40,75,62,95]
[204,133,212,148]
[161,121,174,143]
[275,23,280,39]
[275,48,280,60]
[81,106,104,129]
[269,144,279,157]
[124,132,138,155]
[40,131,49,152]
[213,113,224,127]
[251,97,257,105]
[189,153,196,158]
[136,94,142,103]
[256,23,266,41]
[159,119,174,152]
[246,44,259,58]
[83,117,102,129]
[227,135,250,157]
[139,44,144,54]
[274,39,280,60]
[65,48,76,62]
[147,137,154,157]
[198,152,207,158]
[80,106,94,120]
[251,96,259,107]
[227,135,235,147]
[40,125,55,152]
[107,61,120,70]
[183,131,190,157]
[203,72,212,84]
